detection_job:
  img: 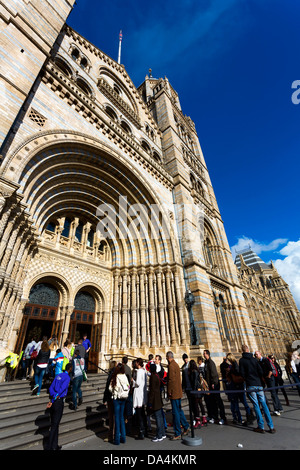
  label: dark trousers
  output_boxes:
[47,398,64,450]
[135,406,147,436]
[265,376,282,411]
[208,383,226,421]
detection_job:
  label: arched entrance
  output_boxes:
[15,282,60,354]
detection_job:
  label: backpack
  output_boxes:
[30,349,38,360]
[116,376,130,400]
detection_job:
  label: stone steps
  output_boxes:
[0,373,108,450]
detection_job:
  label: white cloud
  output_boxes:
[230,236,288,256]
[273,240,300,309]
[231,236,300,309]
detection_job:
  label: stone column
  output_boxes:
[139,270,147,347]
[148,269,157,346]
[61,306,74,346]
[121,270,128,349]
[111,270,120,349]
[156,269,167,346]
[173,268,187,345]
[130,270,137,348]
[165,268,176,346]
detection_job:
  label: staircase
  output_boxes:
[0,373,109,450]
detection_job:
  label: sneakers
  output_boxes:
[274,411,281,416]
[208,418,215,424]
[152,437,163,442]
[31,384,39,394]
[193,419,201,429]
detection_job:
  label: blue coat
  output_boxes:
[49,371,71,402]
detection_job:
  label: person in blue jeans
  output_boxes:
[71,349,85,410]
[109,363,130,445]
[239,344,276,434]
[166,351,189,440]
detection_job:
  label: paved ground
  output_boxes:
[63,388,300,454]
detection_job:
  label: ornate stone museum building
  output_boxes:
[0,1,299,377]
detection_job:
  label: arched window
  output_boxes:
[205,238,213,266]
[54,57,73,78]
[61,217,71,238]
[75,221,84,243]
[106,106,118,121]
[120,120,131,134]
[29,283,59,307]
[46,221,56,233]
[141,140,151,154]
[76,77,93,97]
[71,48,80,61]
[80,57,88,69]
[74,291,95,312]
[87,229,94,247]
[152,151,161,162]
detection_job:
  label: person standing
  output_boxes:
[53,349,64,376]
[103,360,117,443]
[255,351,283,416]
[32,340,50,396]
[203,349,227,425]
[239,345,276,434]
[269,355,289,407]
[148,363,166,442]
[23,337,36,379]
[188,359,202,428]
[122,356,133,436]
[166,351,189,440]
[132,358,148,440]
[155,354,168,430]
[109,363,130,445]
[46,363,72,450]
[181,353,191,393]
[287,352,300,395]
[82,334,91,372]
[225,353,244,425]
[71,348,85,410]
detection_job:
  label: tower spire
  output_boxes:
[118,30,122,64]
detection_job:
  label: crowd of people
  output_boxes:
[102,346,300,446]
[22,333,90,409]
[8,338,300,450]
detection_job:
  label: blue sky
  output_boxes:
[68,0,300,305]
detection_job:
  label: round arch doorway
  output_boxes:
[15,282,60,355]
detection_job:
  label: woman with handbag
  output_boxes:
[109,363,130,445]
[71,349,85,410]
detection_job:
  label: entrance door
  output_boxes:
[90,323,102,372]
[70,290,99,373]
[15,282,59,354]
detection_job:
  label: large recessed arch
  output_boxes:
[4,131,175,268]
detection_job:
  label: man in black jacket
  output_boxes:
[239,345,276,434]
[203,350,226,425]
